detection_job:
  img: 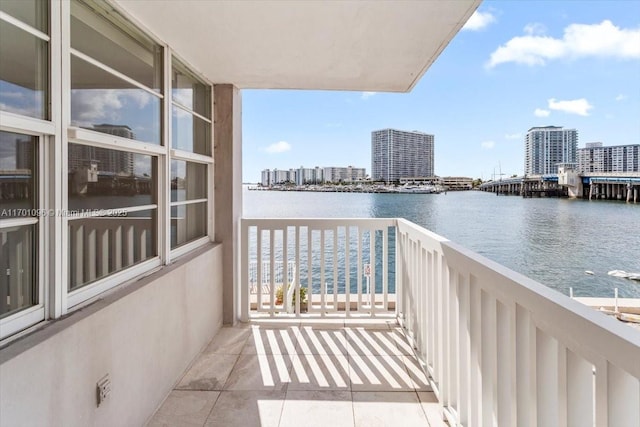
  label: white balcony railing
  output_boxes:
[239,217,640,427]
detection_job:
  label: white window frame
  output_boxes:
[62,0,165,309]
[0,1,54,339]
[0,0,218,340]
[168,54,214,261]
[0,126,48,339]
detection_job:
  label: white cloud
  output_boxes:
[486,20,640,68]
[265,141,291,154]
[534,108,551,117]
[70,89,123,125]
[615,94,627,101]
[548,98,593,116]
[523,23,547,36]
[504,133,522,140]
[361,92,377,100]
[463,10,496,31]
[481,140,495,149]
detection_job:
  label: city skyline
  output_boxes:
[243,1,640,182]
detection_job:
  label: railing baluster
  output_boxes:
[566,350,593,427]
[458,272,471,425]
[85,226,96,282]
[537,330,559,427]
[345,226,350,316]
[333,227,338,311]
[516,306,537,427]
[382,227,388,311]
[113,225,122,271]
[307,226,312,313]
[283,227,289,313]
[594,359,608,427]
[98,227,109,277]
[240,223,249,321]
[496,300,517,427]
[269,229,275,314]
[446,265,458,417]
[481,291,497,427]
[357,227,362,311]
[469,276,482,427]
[369,229,375,311]
[74,224,84,286]
[607,362,640,427]
[124,225,134,266]
[320,229,326,315]
[257,227,262,312]
[295,225,300,315]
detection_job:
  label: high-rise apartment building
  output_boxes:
[371,129,434,182]
[524,126,578,175]
[578,143,640,173]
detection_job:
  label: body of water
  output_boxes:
[244,188,640,298]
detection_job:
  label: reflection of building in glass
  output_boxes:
[0,135,34,204]
[15,137,34,170]
[69,125,134,175]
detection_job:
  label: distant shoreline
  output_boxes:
[246,184,461,194]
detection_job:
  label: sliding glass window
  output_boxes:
[170,59,212,250]
[0,132,39,319]
[70,0,162,145]
[67,0,162,296]
[0,1,48,338]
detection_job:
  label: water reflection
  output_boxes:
[67,143,155,210]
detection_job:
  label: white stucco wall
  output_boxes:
[0,244,223,427]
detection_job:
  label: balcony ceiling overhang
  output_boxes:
[115,0,480,92]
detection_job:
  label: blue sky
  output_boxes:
[242,1,640,182]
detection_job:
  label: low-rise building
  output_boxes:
[442,176,473,190]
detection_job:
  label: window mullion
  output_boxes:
[162,47,172,265]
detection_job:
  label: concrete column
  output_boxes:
[589,184,593,200]
[214,84,242,325]
[634,187,638,203]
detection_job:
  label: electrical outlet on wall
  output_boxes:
[96,374,111,407]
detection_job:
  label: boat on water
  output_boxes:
[397,184,441,194]
[608,270,640,281]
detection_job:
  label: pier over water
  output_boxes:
[479,172,640,202]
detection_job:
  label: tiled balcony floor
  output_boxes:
[148,318,445,427]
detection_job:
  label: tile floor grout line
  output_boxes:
[200,389,224,427]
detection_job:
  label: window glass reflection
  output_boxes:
[171,202,207,248]
[68,210,157,291]
[171,106,211,155]
[0,23,48,119]
[171,160,207,202]
[0,0,48,33]
[68,143,155,210]
[0,224,37,318]
[0,131,36,216]
[172,60,210,117]
[71,55,161,144]
[71,0,161,92]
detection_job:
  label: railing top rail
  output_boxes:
[432,232,640,377]
[241,217,397,228]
